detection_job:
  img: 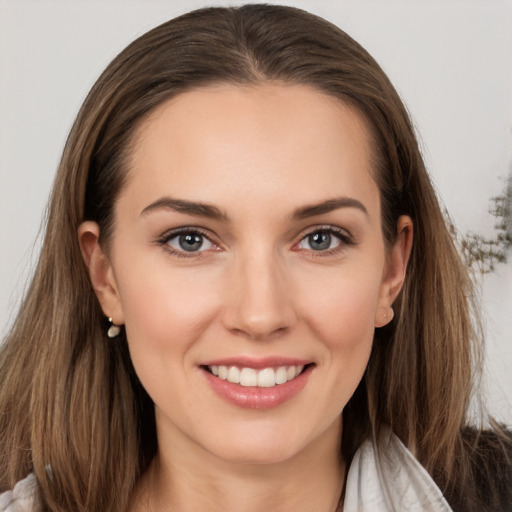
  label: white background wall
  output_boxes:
[1,0,511,424]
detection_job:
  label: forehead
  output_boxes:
[122,83,379,218]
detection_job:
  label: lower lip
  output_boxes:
[201,365,313,409]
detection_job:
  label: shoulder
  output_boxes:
[0,474,41,512]
[452,425,512,512]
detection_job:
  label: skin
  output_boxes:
[79,83,412,512]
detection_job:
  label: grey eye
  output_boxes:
[167,232,214,252]
[308,232,332,251]
[298,230,342,251]
[179,233,203,251]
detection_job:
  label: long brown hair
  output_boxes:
[0,5,509,510]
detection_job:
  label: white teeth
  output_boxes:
[208,364,307,387]
[257,368,276,388]
[218,366,228,380]
[227,366,240,384]
[240,368,258,387]
[275,366,288,385]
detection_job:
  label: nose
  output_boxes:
[222,249,296,340]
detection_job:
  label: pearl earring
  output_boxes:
[107,317,121,338]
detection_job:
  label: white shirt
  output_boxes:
[0,473,40,512]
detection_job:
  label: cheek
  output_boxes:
[296,261,383,401]
[297,263,383,350]
[113,258,227,413]
[113,255,223,360]
[284,264,382,430]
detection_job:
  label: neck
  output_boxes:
[132,417,345,512]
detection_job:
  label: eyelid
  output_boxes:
[155,224,354,259]
[292,225,354,253]
[156,226,221,258]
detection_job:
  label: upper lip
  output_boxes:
[200,356,313,369]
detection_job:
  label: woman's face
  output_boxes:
[82,84,410,465]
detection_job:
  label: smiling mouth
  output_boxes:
[203,364,312,388]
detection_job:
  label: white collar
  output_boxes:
[343,428,453,511]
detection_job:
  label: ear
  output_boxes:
[78,221,124,325]
[375,215,413,327]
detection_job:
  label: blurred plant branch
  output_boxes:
[450,169,512,275]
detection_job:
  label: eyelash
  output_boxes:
[156,225,354,259]
[294,225,354,257]
[156,227,218,259]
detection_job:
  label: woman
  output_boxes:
[0,4,510,511]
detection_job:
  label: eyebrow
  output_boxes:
[140,196,368,222]
[291,197,368,220]
[140,197,228,221]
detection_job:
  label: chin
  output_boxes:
[213,442,304,466]
[201,421,328,467]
